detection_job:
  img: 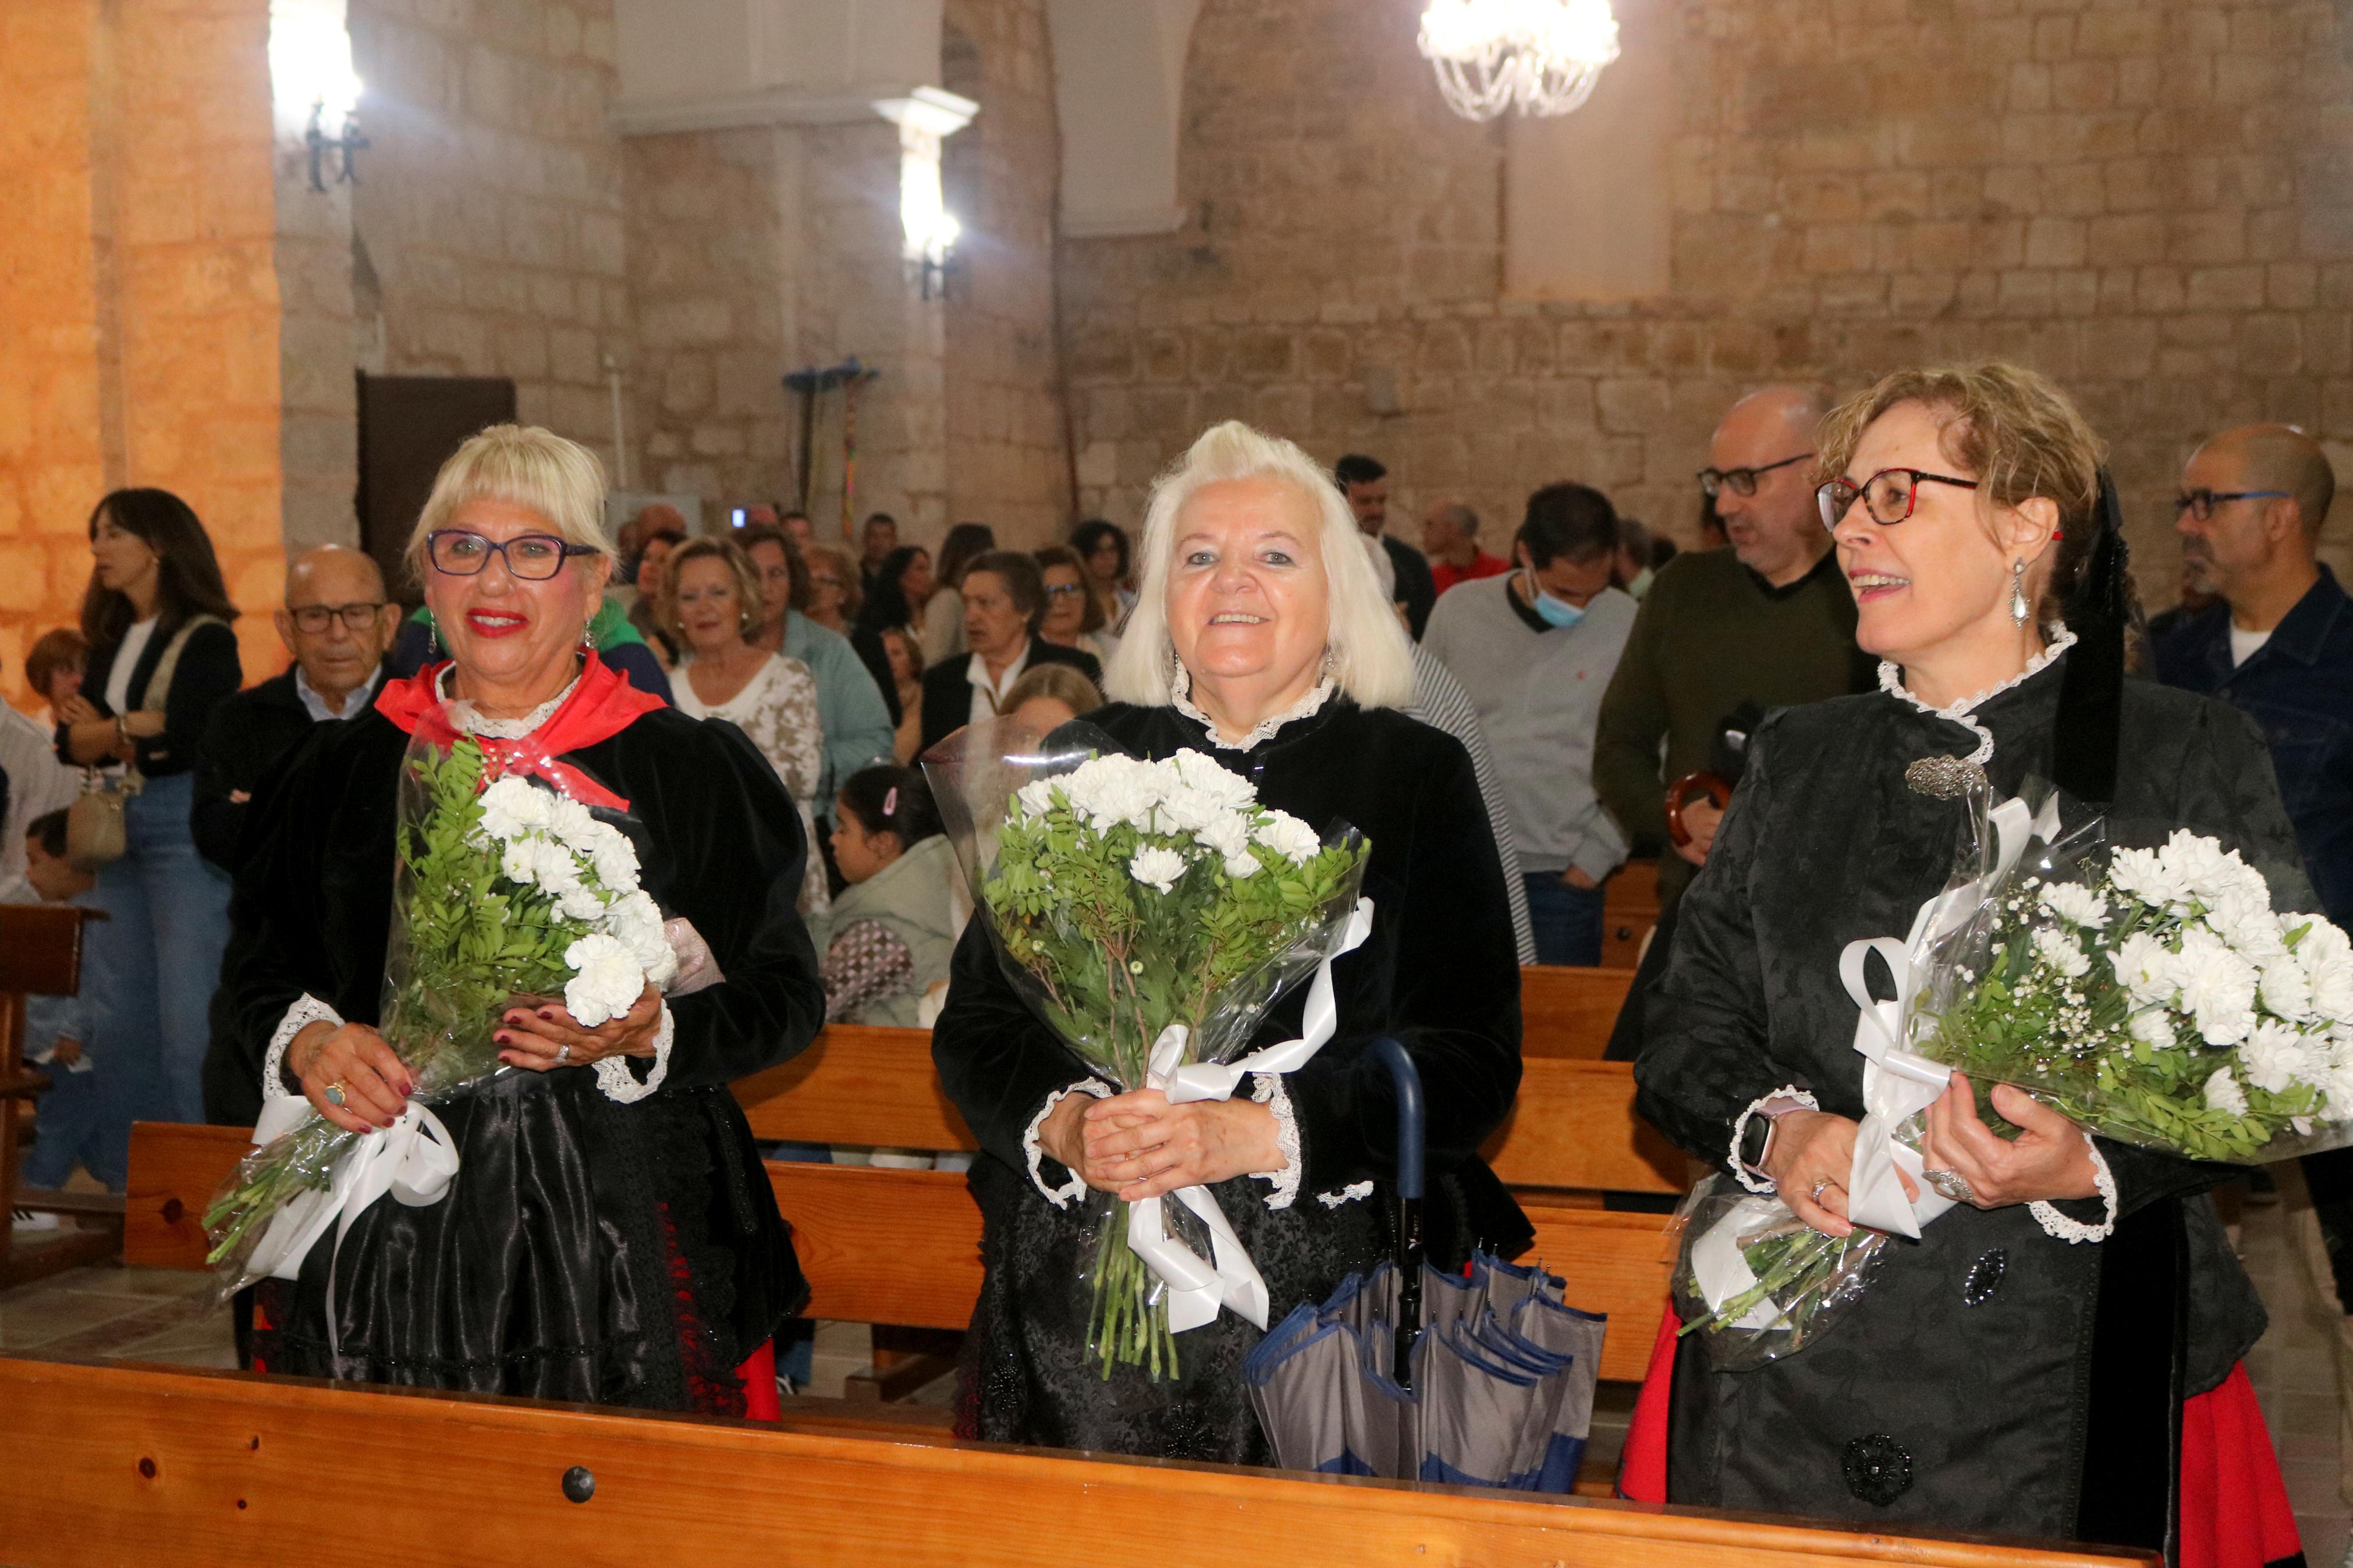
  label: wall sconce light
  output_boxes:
[306,99,370,190]
[876,86,978,303]
[917,212,964,301]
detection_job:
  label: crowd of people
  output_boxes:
[4,363,2347,1562]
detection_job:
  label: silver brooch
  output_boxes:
[1905,755,1986,798]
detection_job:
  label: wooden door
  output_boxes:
[356,374,518,603]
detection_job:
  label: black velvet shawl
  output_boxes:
[1635,660,2311,1538]
[932,696,1528,1461]
[223,706,826,1414]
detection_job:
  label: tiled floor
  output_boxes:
[6,1190,2350,1560]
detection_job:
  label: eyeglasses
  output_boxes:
[1698,451,1813,498]
[1816,468,1982,530]
[2175,488,2290,521]
[1044,582,1087,597]
[425,529,600,580]
[286,601,386,634]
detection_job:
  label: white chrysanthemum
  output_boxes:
[2163,831,2260,906]
[608,890,678,986]
[527,838,583,897]
[2206,882,2287,966]
[478,776,553,841]
[2204,1065,2249,1118]
[499,838,539,887]
[2032,925,2092,981]
[559,885,605,923]
[1252,809,1322,866]
[563,933,646,1027]
[548,795,597,850]
[2128,1009,2176,1050]
[2108,845,2189,912]
[1169,749,1253,812]
[2292,917,2353,1024]
[1193,813,1258,879]
[1128,845,1187,894]
[1014,778,1060,819]
[2112,930,2178,1009]
[2240,1018,2309,1096]
[2175,927,2259,1046]
[581,822,640,891]
[2260,954,2315,1024]
[2040,882,2110,930]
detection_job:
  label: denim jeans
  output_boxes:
[1522,873,1606,966]
[90,772,233,1125]
[22,1053,123,1190]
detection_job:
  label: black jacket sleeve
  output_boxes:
[1632,711,1787,1171]
[932,916,1095,1175]
[1282,735,1522,1192]
[220,727,361,1086]
[191,699,246,872]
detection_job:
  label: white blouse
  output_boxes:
[675,652,831,917]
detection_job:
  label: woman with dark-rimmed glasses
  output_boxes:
[1628,362,2308,1560]
[221,424,824,1414]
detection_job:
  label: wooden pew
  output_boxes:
[1600,858,1662,969]
[1,902,120,1289]
[0,1356,2156,1568]
[1518,963,1634,1058]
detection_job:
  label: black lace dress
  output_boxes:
[1634,656,2311,1541]
[222,703,825,1414]
[932,695,1529,1462]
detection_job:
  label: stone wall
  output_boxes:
[347,0,629,474]
[0,0,291,707]
[941,0,1071,541]
[1059,0,2353,598]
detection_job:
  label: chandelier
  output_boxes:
[1417,0,1621,120]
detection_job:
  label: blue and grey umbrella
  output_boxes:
[1243,1039,1605,1492]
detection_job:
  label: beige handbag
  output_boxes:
[63,614,223,872]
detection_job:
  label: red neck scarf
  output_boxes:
[374,652,665,811]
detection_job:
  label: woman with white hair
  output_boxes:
[932,420,1527,1462]
[220,425,825,1416]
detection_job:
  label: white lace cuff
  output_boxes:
[1250,1072,1304,1210]
[1316,1181,1375,1209]
[1025,1079,1112,1207]
[2031,1133,2118,1244]
[1730,1085,1819,1193]
[594,1003,673,1104]
[264,995,345,1101]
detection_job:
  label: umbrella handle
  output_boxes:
[1368,1037,1425,1388]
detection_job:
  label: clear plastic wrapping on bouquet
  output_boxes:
[1902,780,2353,1167]
[203,724,670,1299]
[922,717,1373,1377]
[1667,1175,1889,1372]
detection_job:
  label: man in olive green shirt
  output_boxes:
[1594,386,1873,915]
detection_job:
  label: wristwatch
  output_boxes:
[1737,1090,1814,1183]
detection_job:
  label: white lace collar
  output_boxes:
[434,662,583,739]
[1878,626,2076,769]
[1171,666,1335,753]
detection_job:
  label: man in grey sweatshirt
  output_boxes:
[1422,482,1636,965]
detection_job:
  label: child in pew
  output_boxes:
[811,766,962,1032]
[13,810,123,1204]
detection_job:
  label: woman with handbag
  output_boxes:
[54,488,242,1125]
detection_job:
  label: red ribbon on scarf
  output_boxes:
[374,652,666,812]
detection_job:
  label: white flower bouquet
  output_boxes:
[927,721,1370,1380]
[204,732,677,1294]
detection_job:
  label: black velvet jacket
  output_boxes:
[1635,660,2311,1540]
[223,705,825,1414]
[932,695,1527,1462]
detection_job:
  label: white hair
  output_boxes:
[1103,421,1417,710]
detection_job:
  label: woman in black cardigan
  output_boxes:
[54,488,242,1127]
[932,421,1525,1463]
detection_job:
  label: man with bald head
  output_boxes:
[1591,385,1875,1055]
[193,545,396,874]
[2154,425,2351,922]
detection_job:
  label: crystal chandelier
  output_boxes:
[1417,0,1621,120]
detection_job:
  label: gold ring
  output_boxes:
[1809,1176,1834,1204]
[324,1081,349,1108]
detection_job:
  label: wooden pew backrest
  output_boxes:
[1519,965,1632,1059]
[1484,1058,1685,1193]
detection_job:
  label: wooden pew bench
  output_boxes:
[1,902,120,1289]
[0,1355,2157,1568]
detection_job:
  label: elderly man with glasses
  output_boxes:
[1591,385,1875,1057]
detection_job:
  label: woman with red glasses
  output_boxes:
[1628,362,2307,1566]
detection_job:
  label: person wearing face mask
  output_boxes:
[1422,483,1638,965]
[1625,364,2306,1562]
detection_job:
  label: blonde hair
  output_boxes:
[662,536,765,641]
[404,424,614,586]
[1818,362,2106,619]
[1103,421,1417,710]
[1001,661,1104,717]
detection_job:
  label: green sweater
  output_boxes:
[1592,546,1873,906]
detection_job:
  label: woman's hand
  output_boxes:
[495,984,664,1073]
[1039,1088,1284,1199]
[1761,1109,1917,1236]
[56,694,101,727]
[289,1020,414,1134]
[1919,1073,2098,1208]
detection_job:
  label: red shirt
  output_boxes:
[1431,552,1510,598]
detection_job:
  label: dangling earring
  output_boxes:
[428,613,445,661]
[2008,560,2030,627]
[581,618,598,653]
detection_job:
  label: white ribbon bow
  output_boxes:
[245,1095,462,1355]
[1122,897,1375,1334]
[1841,795,2059,1237]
